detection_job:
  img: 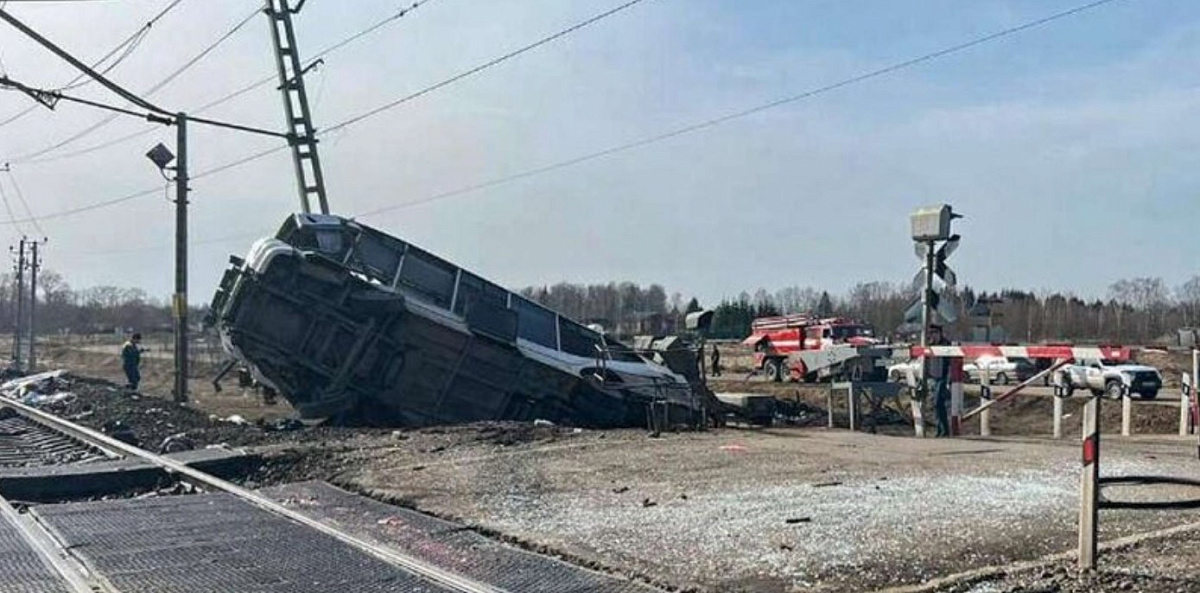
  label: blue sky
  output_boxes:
[0,0,1196,306]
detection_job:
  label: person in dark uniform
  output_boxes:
[928,324,952,437]
[710,344,722,377]
[121,333,143,392]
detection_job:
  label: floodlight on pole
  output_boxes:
[146,143,175,172]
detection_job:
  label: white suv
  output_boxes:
[1058,359,1163,399]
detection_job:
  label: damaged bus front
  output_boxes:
[207,214,715,427]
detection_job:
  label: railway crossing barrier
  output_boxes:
[912,345,1132,439]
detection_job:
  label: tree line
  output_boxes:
[524,276,1200,345]
[0,270,174,337]
[0,268,1194,347]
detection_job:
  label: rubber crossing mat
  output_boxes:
[266,482,660,593]
[0,506,71,593]
[35,493,458,593]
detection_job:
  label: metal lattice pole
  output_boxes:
[265,0,329,214]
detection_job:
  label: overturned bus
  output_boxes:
[206,214,718,427]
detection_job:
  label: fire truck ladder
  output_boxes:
[265,0,329,214]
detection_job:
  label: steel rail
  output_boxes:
[0,397,505,593]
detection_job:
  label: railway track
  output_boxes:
[0,397,659,593]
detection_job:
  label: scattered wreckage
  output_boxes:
[207,214,726,427]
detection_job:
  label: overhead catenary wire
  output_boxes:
[0,75,288,138]
[2,6,258,164]
[61,0,656,193]
[21,0,444,166]
[354,0,1132,219]
[1,0,1127,236]
[0,0,186,129]
[323,0,647,135]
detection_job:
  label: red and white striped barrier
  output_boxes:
[911,344,1131,361]
[949,357,964,436]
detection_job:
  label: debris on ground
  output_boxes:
[159,433,196,454]
[0,369,70,399]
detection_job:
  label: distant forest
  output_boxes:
[0,269,1195,347]
[522,276,1200,345]
[0,270,175,336]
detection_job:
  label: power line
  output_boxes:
[2,166,45,236]
[324,0,648,135]
[0,0,185,129]
[3,6,258,163]
[20,0,445,165]
[0,75,288,138]
[0,174,25,236]
[0,0,1127,233]
[354,0,1132,219]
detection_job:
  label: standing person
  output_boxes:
[710,344,722,377]
[928,324,952,437]
[122,333,143,392]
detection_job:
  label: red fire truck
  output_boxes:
[742,314,879,382]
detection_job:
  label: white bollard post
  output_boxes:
[827,384,834,429]
[950,358,963,437]
[911,398,925,437]
[980,385,992,437]
[1121,393,1132,437]
[1054,396,1064,439]
[848,384,858,432]
[907,366,925,437]
[1078,396,1100,570]
[1181,372,1191,437]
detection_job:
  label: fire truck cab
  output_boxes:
[742,314,878,382]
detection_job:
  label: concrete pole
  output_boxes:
[1121,393,1132,437]
[1053,396,1064,439]
[27,240,37,372]
[173,113,189,404]
[1078,395,1100,571]
[10,238,23,369]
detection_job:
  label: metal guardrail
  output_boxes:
[0,397,506,593]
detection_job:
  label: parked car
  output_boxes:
[1057,359,1163,399]
[887,359,920,383]
[965,356,1039,385]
